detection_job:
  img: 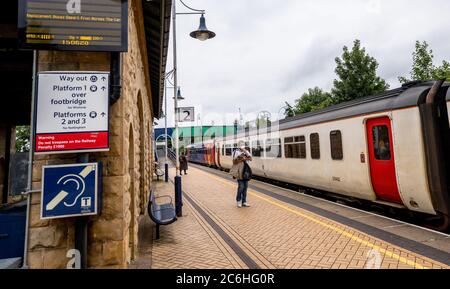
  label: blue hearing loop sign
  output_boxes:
[41,163,102,220]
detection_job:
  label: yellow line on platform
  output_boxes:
[195,168,429,269]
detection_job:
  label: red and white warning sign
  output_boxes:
[35,72,110,154]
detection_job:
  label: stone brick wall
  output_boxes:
[27,0,155,269]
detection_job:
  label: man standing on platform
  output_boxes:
[230,142,252,208]
[179,151,188,175]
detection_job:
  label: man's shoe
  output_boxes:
[243,202,250,207]
[237,202,242,208]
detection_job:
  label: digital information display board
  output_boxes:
[18,0,128,52]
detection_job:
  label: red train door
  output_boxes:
[211,144,216,167]
[216,145,221,168]
[366,117,402,204]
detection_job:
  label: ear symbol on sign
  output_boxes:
[57,174,86,207]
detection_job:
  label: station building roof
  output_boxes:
[142,0,172,119]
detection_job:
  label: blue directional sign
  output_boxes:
[41,163,102,220]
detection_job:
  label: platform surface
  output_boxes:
[133,165,450,269]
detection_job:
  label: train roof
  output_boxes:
[281,81,449,126]
[218,81,449,142]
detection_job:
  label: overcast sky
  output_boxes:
[156,0,450,128]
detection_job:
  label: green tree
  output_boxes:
[399,41,434,83]
[283,102,296,118]
[15,126,30,153]
[332,39,389,103]
[432,60,450,81]
[399,41,450,83]
[292,87,333,114]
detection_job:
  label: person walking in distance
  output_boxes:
[230,142,252,208]
[179,151,188,175]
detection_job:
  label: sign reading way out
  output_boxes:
[35,72,110,154]
[18,0,128,52]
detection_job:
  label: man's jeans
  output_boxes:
[236,180,249,203]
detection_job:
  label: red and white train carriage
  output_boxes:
[187,81,450,230]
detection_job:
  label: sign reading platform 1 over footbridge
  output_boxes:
[41,163,102,220]
[18,0,128,52]
[35,72,110,154]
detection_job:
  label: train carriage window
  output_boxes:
[298,136,306,158]
[330,130,343,160]
[372,126,391,160]
[310,133,320,159]
[266,139,282,158]
[252,141,263,157]
[284,136,306,159]
[284,143,292,158]
[225,145,232,156]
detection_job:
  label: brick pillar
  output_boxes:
[27,51,130,269]
[27,0,154,268]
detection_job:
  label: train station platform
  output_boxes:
[132,164,450,269]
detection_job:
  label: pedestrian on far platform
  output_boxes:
[179,151,188,175]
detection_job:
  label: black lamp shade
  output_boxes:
[190,14,216,41]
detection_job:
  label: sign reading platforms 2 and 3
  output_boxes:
[18,0,128,52]
[35,72,110,154]
[41,163,102,219]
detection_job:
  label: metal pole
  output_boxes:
[173,1,179,174]
[164,78,169,182]
[1,124,12,204]
[75,153,89,269]
[172,0,182,217]
[22,50,38,269]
